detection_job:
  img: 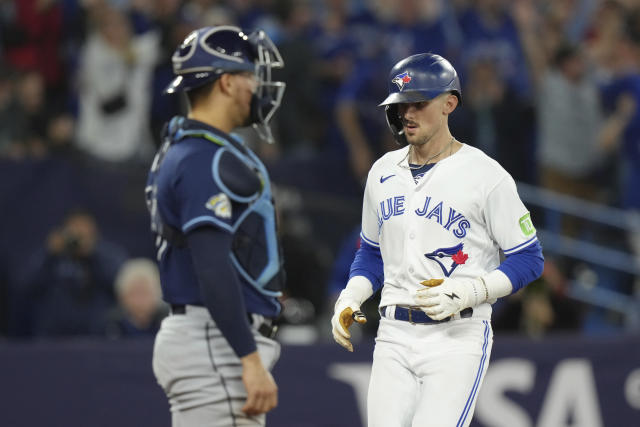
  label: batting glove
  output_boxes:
[331,301,367,352]
[414,278,484,321]
[331,276,373,352]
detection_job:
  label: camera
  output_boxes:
[62,232,81,256]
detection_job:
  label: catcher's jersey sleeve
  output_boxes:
[173,150,234,234]
[483,175,538,255]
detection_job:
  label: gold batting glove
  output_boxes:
[331,302,367,352]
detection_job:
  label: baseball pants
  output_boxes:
[152,305,280,427]
[367,316,493,427]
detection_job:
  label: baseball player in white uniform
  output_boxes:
[331,53,544,427]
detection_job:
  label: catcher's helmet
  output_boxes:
[379,53,461,145]
[165,26,286,142]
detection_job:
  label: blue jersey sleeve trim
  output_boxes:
[360,232,380,248]
[349,239,384,292]
[497,240,544,292]
[503,236,538,255]
[182,216,233,233]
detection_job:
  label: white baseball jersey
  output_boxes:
[360,143,537,318]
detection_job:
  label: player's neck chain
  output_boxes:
[408,137,454,170]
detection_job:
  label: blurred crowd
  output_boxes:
[1,0,639,340]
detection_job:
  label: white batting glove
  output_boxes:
[330,276,373,352]
[414,278,484,321]
[331,299,367,352]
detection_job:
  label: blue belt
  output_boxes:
[380,306,473,324]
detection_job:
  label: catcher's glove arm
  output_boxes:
[331,276,373,352]
[414,270,512,321]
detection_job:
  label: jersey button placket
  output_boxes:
[405,189,421,279]
[408,231,416,275]
[402,192,415,280]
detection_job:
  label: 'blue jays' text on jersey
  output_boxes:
[145,117,283,317]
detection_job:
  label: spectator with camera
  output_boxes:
[16,210,127,337]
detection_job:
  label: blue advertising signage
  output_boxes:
[0,333,638,426]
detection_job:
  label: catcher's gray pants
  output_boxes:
[152,305,280,427]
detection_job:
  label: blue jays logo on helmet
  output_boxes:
[392,72,412,91]
[424,243,469,277]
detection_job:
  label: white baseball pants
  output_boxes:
[367,316,493,427]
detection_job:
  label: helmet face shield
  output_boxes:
[250,80,286,142]
[248,29,286,142]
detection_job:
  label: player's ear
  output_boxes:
[443,93,458,115]
[218,73,235,96]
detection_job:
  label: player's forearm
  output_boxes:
[478,269,513,302]
[598,101,634,152]
[339,275,374,306]
[477,241,544,305]
[240,351,265,369]
[496,240,544,293]
[348,238,384,291]
[187,226,257,358]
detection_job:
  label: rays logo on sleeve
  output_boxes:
[424,243,469,277]
[392,71,411,91]
[205,193,232,219]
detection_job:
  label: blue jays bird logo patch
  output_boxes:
[205,193,232,219]
[392,72,412,91]
[424,243,469,277]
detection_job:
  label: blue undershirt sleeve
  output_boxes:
[186,226,257,358]
[349,239,384,292]
[497,240,544,292]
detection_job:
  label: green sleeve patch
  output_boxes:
[519,212,536,236]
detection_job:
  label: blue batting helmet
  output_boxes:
[165,26,286,142]
[379,53,461,144]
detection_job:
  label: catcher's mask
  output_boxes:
[165,26,286,143]
[379,53,462,145]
